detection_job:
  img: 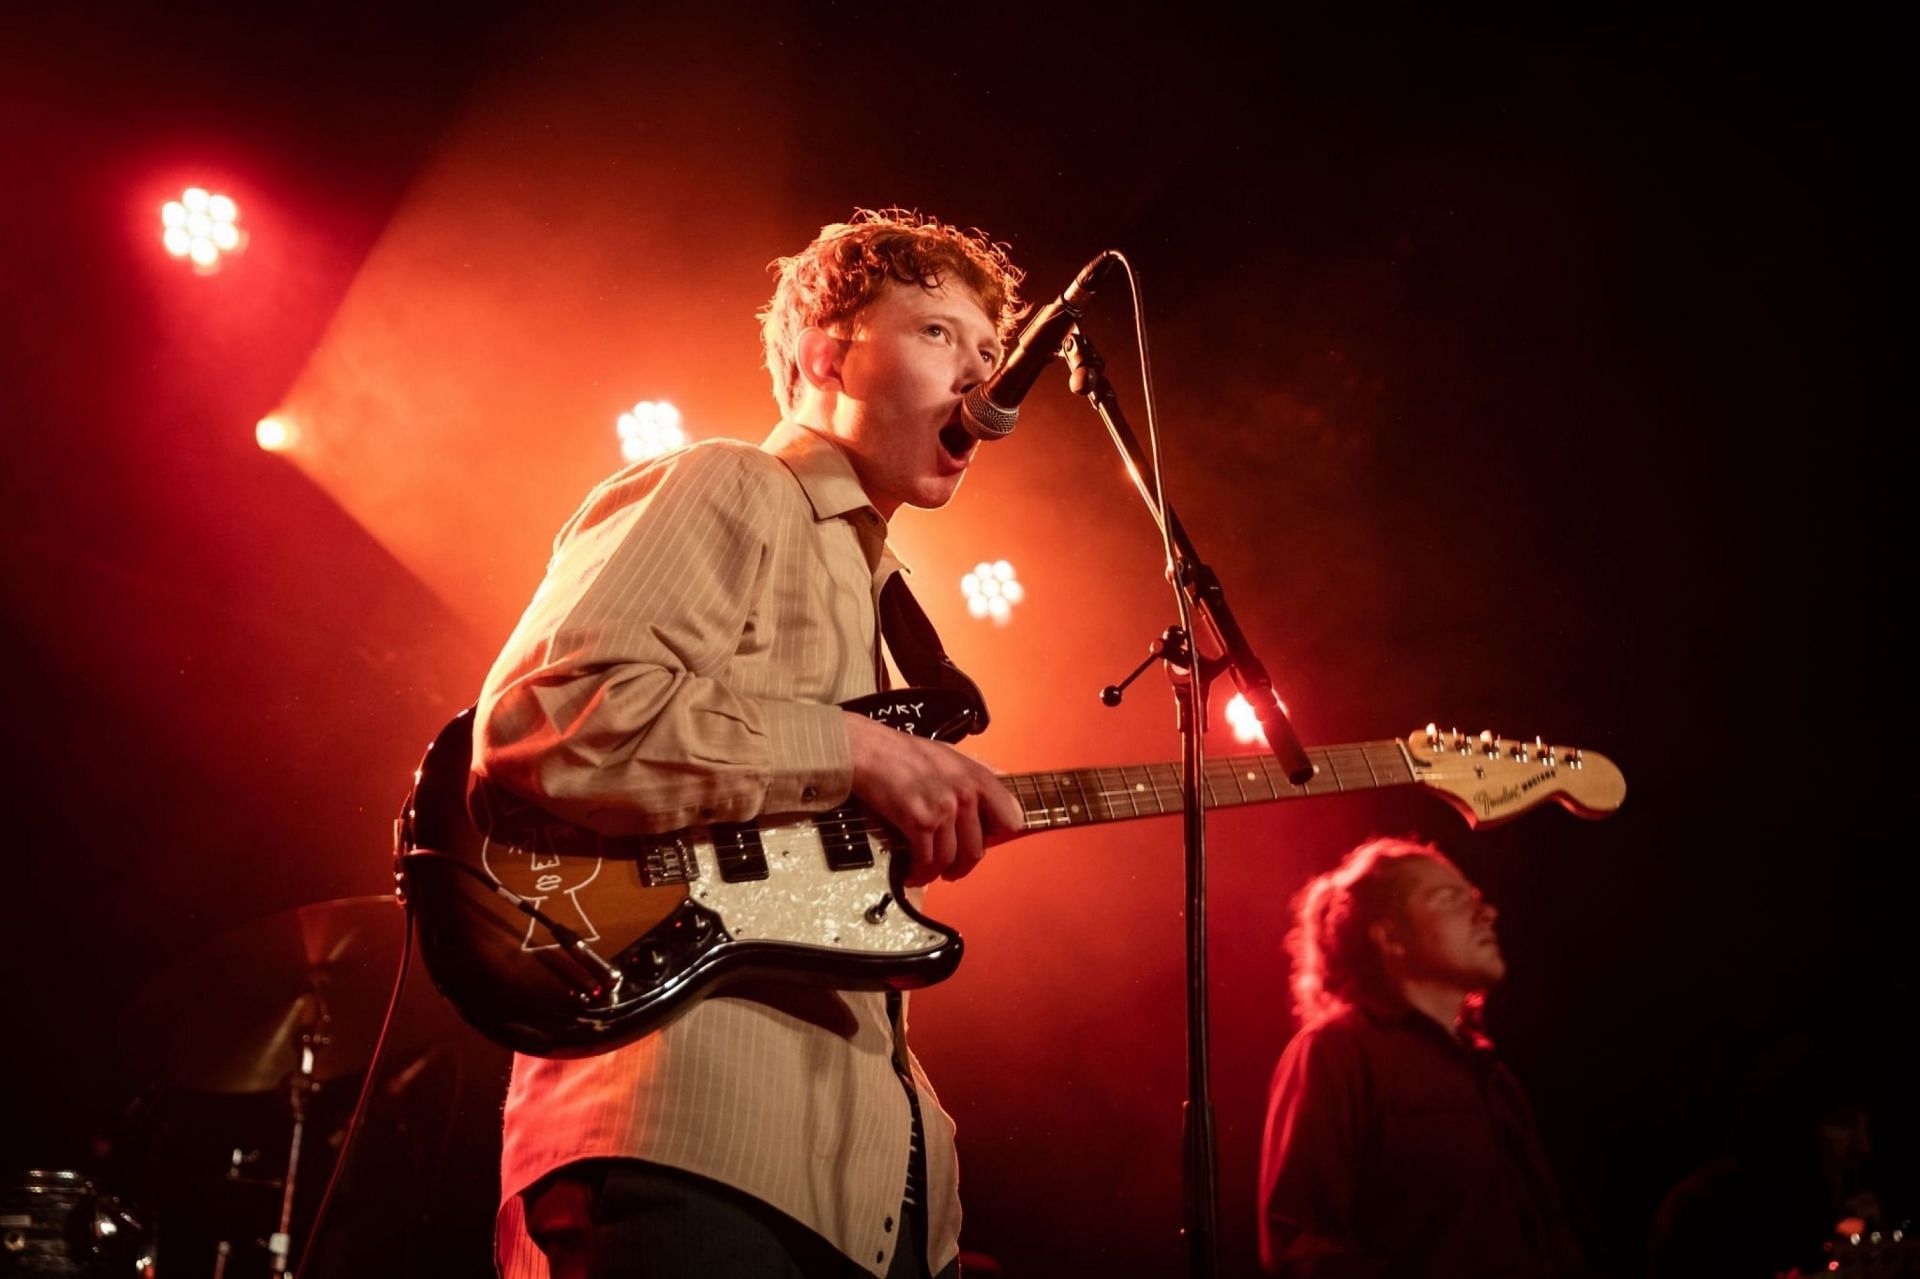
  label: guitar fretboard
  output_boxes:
[1003,740,1416,832]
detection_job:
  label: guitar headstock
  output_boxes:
[1405,724,1625,828]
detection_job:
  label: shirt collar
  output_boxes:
[762,421,908,578]
[763,421,877,522]
[1355,994,1495,1054]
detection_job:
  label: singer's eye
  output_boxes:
[923,323,949,340]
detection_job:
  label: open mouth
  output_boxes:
[939,421,974,461]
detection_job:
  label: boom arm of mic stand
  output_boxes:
[1064,330,1314,785]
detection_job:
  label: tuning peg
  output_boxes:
[1425,722,1440,750]
[1479,729,1499,758]
[1536,735,1555,765]
[1509,739,1530,763]
[1566,746,1584,769]
[1452,727,1468,754]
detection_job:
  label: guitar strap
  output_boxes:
[878,571,991,738]
[876,570,981,1244]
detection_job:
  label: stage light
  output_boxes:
[960,559,1023,625]
[616,401,685,462]
[1226,694,1266,745]
[255,416,299,452]
[160,187,245,272]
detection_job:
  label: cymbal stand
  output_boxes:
[268,1003,327,1276]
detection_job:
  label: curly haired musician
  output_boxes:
[474,210,1027,1279]
[1258,837,1586,1278]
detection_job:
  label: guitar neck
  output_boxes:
[1005,740,1415,832]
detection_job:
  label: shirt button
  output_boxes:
[883,1217,894,1233]
[801,785,818,802]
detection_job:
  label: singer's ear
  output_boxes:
[796,327,848,394]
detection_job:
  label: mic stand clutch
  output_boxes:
[1071,328,1313,1279]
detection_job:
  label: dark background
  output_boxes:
[2,5,1906,1277]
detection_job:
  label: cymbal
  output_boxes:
[120,895,409,1094]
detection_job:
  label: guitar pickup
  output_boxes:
[710,821,770,882]
[814,807,876,871]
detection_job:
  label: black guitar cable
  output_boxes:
[295,840,623,1275]
[400,849,626,992]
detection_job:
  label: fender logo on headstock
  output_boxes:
[1472,768,1558,817]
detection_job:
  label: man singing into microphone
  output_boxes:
[476,209,1028,1279]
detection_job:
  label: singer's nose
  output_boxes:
[954,351,985,395]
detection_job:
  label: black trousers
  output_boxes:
[523,1159,957,1279]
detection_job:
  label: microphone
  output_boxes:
[961,251,1116,439]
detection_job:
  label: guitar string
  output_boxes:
[667,742,1574,859]
[830,745,1417,838]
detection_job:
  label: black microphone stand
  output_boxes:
[1068,326,1313,1279]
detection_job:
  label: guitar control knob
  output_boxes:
[864,893,894,924]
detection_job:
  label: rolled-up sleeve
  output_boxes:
[474,442,854,834]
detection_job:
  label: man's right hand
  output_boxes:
[842,711,1024,887]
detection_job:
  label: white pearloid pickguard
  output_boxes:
[685,816,947,954]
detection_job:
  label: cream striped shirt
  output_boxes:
[476,422,957,1277]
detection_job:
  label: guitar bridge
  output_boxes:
[641,833,699,886]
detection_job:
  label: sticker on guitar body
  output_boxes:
[480,824,604,952]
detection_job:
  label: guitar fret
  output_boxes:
[1223,759,1249,805]
[1104,765,1140,820]
[1367,741,1415,785]
[1254,753,1287,802]
[1030,772,1053,828]
[1119,764,1144,809]
[1016,774,1049,830]
[1145,763,1177,814]
[1083,768,1112,823]
[1063,771,1094,827]
[1044,771,1072,826]
[1034,773,1056,829]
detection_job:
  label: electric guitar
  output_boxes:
[395,689,1624,1057]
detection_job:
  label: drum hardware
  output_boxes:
[0,1169,154,1277]
[118,897,415,1277]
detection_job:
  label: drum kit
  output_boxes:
[4,897,497,1279]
